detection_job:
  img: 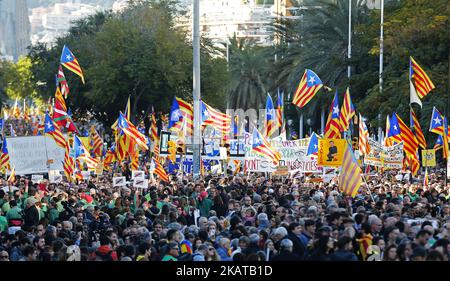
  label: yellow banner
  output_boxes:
[318,139,346,167]
[422,149,436,167]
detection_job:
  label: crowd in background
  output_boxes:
[1,164,450,262]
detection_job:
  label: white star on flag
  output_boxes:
[434,117,442,125]
[66,54,72,60]
[46,121,53,129]
[308,76,315,84]
[332,106,339,115]
[393,125,398,131]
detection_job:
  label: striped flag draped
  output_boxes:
[339,88,356,132]
[339,144,363,198]
[149,109,158,142]
[131,150,139,171]
[292,69,323,108]
[90,126,103,157]
[264,94,278,138]
[0,138,11,171]
[358,114,371,155]
[410,57,435,99]
[152,157,169,182]
[410,107,426,149]
[60,45,85,84]
[396,113,419,158]
[63,138,74,180]
[276,92,283,128]
[251,128,281,166]
[324,90,341,139]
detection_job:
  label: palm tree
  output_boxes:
[271,0,371,130]
[225,36,271,111]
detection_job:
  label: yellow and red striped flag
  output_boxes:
[149,110,158,142]
[339,88,355,132]
[251,128,281,166]
[90,126,103,158]
[396,113,419,158]
[358,114,371,155]
[202,101,231,135]
[152,157,169,182]
[410,107,426,149]
[63,138,74,180]
[339,144,363,198]
[410,57,435,99]
[60,45,85,84]
[324,90,341,139]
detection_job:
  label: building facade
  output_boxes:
[0,0,31,61]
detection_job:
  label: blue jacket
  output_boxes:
[329,250,359,261]
[217,247,232,261]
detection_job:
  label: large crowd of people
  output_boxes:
[1,163,449,262]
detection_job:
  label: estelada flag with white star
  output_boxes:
[60,45,85,84]
[292,69,323,108]
[324,90,342,139]
[44,113,66,148]
[307,132,319,156]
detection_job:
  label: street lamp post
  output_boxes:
[192,0,201,178]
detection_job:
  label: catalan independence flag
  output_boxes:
[264,94,278,138]
[0,138,11,171]
[276,92,283,128]
[410,57,435,99]
[358,114,370,155]
[44,113,66,148]
[201,101,231,135]
[386,114,403,145]
[251,128,281,166]
[60,45,85,84]
[118,112,149,151]
[429,107,444,136]
[339,143,363,198]
[324,90,341,139]
[396,113,419,158]
[410,107,426,149]
[434,135,443,150]
[292,69,323,108]
[339,88,355,132]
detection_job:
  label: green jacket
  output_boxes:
[0,216,7,232]
[6,206,22,220]
[196,198,213,217]
[161,255,178,261]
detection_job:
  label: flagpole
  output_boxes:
[192,0,202,178]
[379,0,384,144]
[347,0,352,78]
[361,172,376,203]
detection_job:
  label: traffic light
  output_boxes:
[167,140,176,163]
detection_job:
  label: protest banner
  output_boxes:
[6,136,65,175]
[364,139,403,169]
[317,139,346,167]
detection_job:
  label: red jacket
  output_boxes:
[91,245,118,261]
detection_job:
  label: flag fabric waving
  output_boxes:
[276,92,283,128]
[292,69,323,108]
[152,157,169,182]
[358,114,371,155]
[57,65,70,99]
[201,101,231,135]
[306,132,319,156]
[410,107,427,149]
[149,109,158,142]
[74,135,98,170]
[264,94,278,138]
[44,113,66,148]
[251,128,281,166]
[384,115,394,147]
[0,138,11,171]
[410,56,435,99]
[386,114,403,145]
[63,138,74,180]
[118,112,149,151]
[339,144,363,198]
[90,126,103,157]
[111,96,131,132]
[423,169,429,189]
[339,88,356,132]
[7,167,15,185]
[429,107,444,135]
[60,45,85,84]
[324,90,341,139]
[434,135,443,151]
[396,113,419,158]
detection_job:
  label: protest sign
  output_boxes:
[364,139,403,169]
[49,170,62,183]
[113,177,126,187]
[133,177,147,188]
[31,174,44,183]
[421,149,436,167]
[132,170,145,179]
[317,139,346,167]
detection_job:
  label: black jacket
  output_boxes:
[287,232,306,260]
[23,205,40,231]
[270,251,301,261]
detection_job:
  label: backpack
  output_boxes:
[95,250,113,261]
